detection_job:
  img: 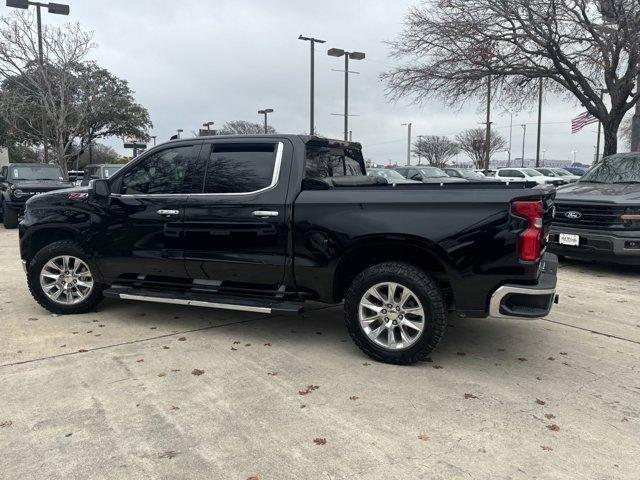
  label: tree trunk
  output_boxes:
[602,114,622,157]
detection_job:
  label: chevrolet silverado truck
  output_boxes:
[0,163,72,228]
[19,135,558,364]
[549,153,640,265]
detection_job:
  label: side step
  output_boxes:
[103,287,304,315]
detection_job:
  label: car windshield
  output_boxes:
[580,155,640,183]
[536,169,555,176]
[523,169,543,177]
[458,170,486,179]
[367,169,406,181]
[103,166,122,178]
[419,167,448,178]
[551,168,573,176]
[10,165,64,181]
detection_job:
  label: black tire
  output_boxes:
[27,240,105,314]
[344,262,447,365]
[3,205,18,229]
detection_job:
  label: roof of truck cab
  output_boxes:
[163,134,362,150]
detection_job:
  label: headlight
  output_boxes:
[12,189,28,198]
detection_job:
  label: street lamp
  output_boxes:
[176,129,183,139]
[328,47,365,141]
[401,123,412,166]
[299,35,326,135]
[202,121,214,131]
[6,1,70,163]
[258,108,274,134]
[521,124,527,167]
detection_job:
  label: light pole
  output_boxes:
[535,78,543,167]
[401,123,412,166]
[6,1,70,163]
[571,149,578,163]
[521,124,527,167]
[203,121,214,131]
[507,113,513,166]
[258,108,274,134]
[327,47,365,141]
[176,129,183,139]
[150,135,157,146]
[299,35,325,135]
[416,135,425,165]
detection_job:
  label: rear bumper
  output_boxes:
[548,226,640,265]
[489,253,558,319]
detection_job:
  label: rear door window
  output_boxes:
[202,143,278,194]
[305,145,364,179]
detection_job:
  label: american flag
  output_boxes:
[571,111,598,133]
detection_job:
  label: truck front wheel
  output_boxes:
[344,262,447,365]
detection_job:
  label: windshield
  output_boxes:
[10,165,64,181]
[580,155,640,183]
[551,168,573,177]
[367,169,406,181]
[523,169,543,177]
[536,169,555,176]
[103,166,122,178]
[419,167,448,178]
[458,170,486,179]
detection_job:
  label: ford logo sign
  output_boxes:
[565,211,582,219]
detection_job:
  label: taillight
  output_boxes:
[511,200,544,261]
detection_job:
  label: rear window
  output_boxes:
[304,145,364,179]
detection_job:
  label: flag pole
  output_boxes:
[594,89,605,164]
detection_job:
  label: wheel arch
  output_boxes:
[23,226,86,265]
[331,237,454,305]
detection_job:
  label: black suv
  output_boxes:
[0,163,72,228]
[549,153,640,264]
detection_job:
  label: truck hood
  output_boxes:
[555,181,640,204]
[11,179,74,191]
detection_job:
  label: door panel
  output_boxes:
[183,140,290,290]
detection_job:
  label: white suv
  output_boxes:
[494,168,567,186]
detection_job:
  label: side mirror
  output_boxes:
[93,179,110,197]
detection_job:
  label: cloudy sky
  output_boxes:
[29,0,612,164]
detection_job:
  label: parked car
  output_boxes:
[67,170,84,185]
[367,168,420,184]
[80,164,123,186]
[394,166,467,183]
[548,153,640,265]
[563,166,589,176]
[495,168,567,186]
[0,163,73,228]
[19,135,558,364]
[443,168,500,182]
[546,168,581,183]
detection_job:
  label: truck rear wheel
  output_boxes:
[27,240,105,314]
[344,262,447,365]
[3,205,18,229]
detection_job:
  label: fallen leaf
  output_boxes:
[263,343,271,346]
[562,362,570,366]
[65,433,72,437]
[163,346,170,350]
[541,445,553,451]
[158,450,178,459]
[417,434,429,441]
[136,359,144,363]
[170,406,180,411]
[0,420,12,428]
[158,373,166,377]
[456,352,466,356]
[267,372,278,376]
[546,424,560,432]
[78,349,88,353]
[247,476,260,480]
[98,324,105,327]
[59,344,66,348]
[362,362,371,366]
[191,369,205,376]
[559,352,567,355]
[72,331,79,334]
[245,343,251,347]
[233,341,240,345]
[432,365,444,369]
[313,437,327,445]
[349,396,358,401]
[536,399,546,405]
[300,404,306,408]
[150,327,157,330]
[231,347,237,351]
[171,369,180,372]
[94,334,101,337]
[299,385,319,396]
[517,357,528,362]
[28,317,38,321]
[178,337,187,342]
[544,413,556,420]
[547,357,555,361]
[536,376,543,381]
[464,393,478,399]
[86,330,93,334]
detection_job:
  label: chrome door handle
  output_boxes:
[157,209,180,216]
[252,210,278,218]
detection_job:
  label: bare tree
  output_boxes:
[383,0,640,155]
[412,135,460,166]
[0,11,95,172]
[217,120,277,135]
[456,128,507,168]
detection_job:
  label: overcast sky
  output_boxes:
[27,0,613,164]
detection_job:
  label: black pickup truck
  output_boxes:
[1,163,72,228]
[19,135,558,364]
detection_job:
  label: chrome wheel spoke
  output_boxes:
[40,255,93,305]
[358,281,427,351]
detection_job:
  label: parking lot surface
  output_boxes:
[0,227,639,480]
